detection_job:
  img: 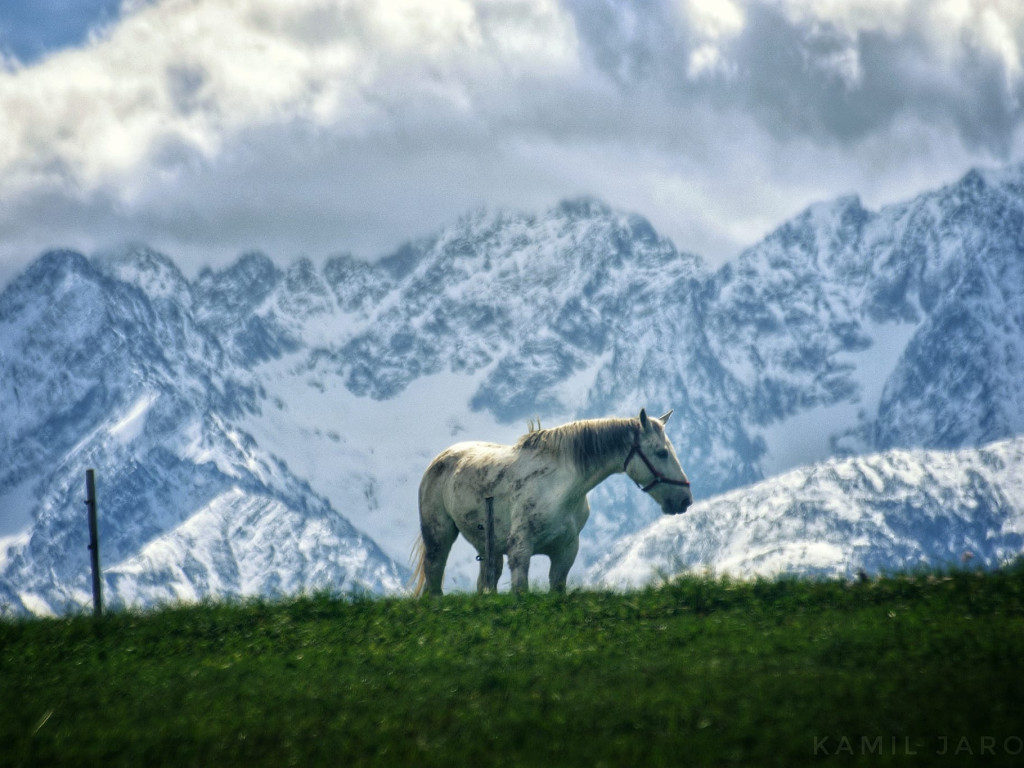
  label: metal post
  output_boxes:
[85,469,102,617]
[484,496,498,592]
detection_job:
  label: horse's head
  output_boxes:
[625,408,693,515]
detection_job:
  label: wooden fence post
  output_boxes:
[484,496,498,593]
[85,469,102,617]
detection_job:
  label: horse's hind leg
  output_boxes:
[420,503,459,597]
[418,456,461,597]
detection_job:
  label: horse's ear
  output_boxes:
[659,409,673,424]
[639,408,650,430]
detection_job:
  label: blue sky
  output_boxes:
[1,1,1023,285]
[0,0,125,63]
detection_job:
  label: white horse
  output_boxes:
[412,408,692,596]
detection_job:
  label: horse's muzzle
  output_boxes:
[664,499,692,515]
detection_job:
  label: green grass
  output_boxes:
[3,565,1024,767]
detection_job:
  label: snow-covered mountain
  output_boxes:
[2,164,1024,614]
[588,437,1024,588]
[0,250,403,615]
[709,167,1024,467]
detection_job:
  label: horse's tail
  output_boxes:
[409,536,427,598]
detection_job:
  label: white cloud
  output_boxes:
[0,0,1022,283]
[773,0,1024,95]
[676,0,744,78]
[0,0,579,194]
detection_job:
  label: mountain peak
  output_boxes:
[193,251,283,332]
[197,251,281,290]
[95,245,190,304]
[957,167,986,193]
[278,257,333,318]
[553,196,614,220]
[15,248,95,288]
[0,249,102,323]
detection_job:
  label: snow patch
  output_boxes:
[239,359,522,588]
[758,320,920,475]
[108,392,159,443]
[17,593,56,617]
[759,399,861,476]
[840,319,920,418]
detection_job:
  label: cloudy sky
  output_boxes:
[2,0,1024,285]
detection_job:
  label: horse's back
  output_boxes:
[419,440,516,504]
[418,441,517,553]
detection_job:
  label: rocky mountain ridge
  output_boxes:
[589,436,1024,587]
[3,164,1024,613]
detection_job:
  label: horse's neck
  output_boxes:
[570,420,634,495]
[575,455,625,495]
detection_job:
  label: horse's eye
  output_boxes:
[656,449,669,459]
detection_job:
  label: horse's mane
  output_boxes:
[516,417,637,474]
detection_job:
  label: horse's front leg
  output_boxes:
[476,552,504,594]
[548,536,579,594]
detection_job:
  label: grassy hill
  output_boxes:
[3,565,1023,767]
